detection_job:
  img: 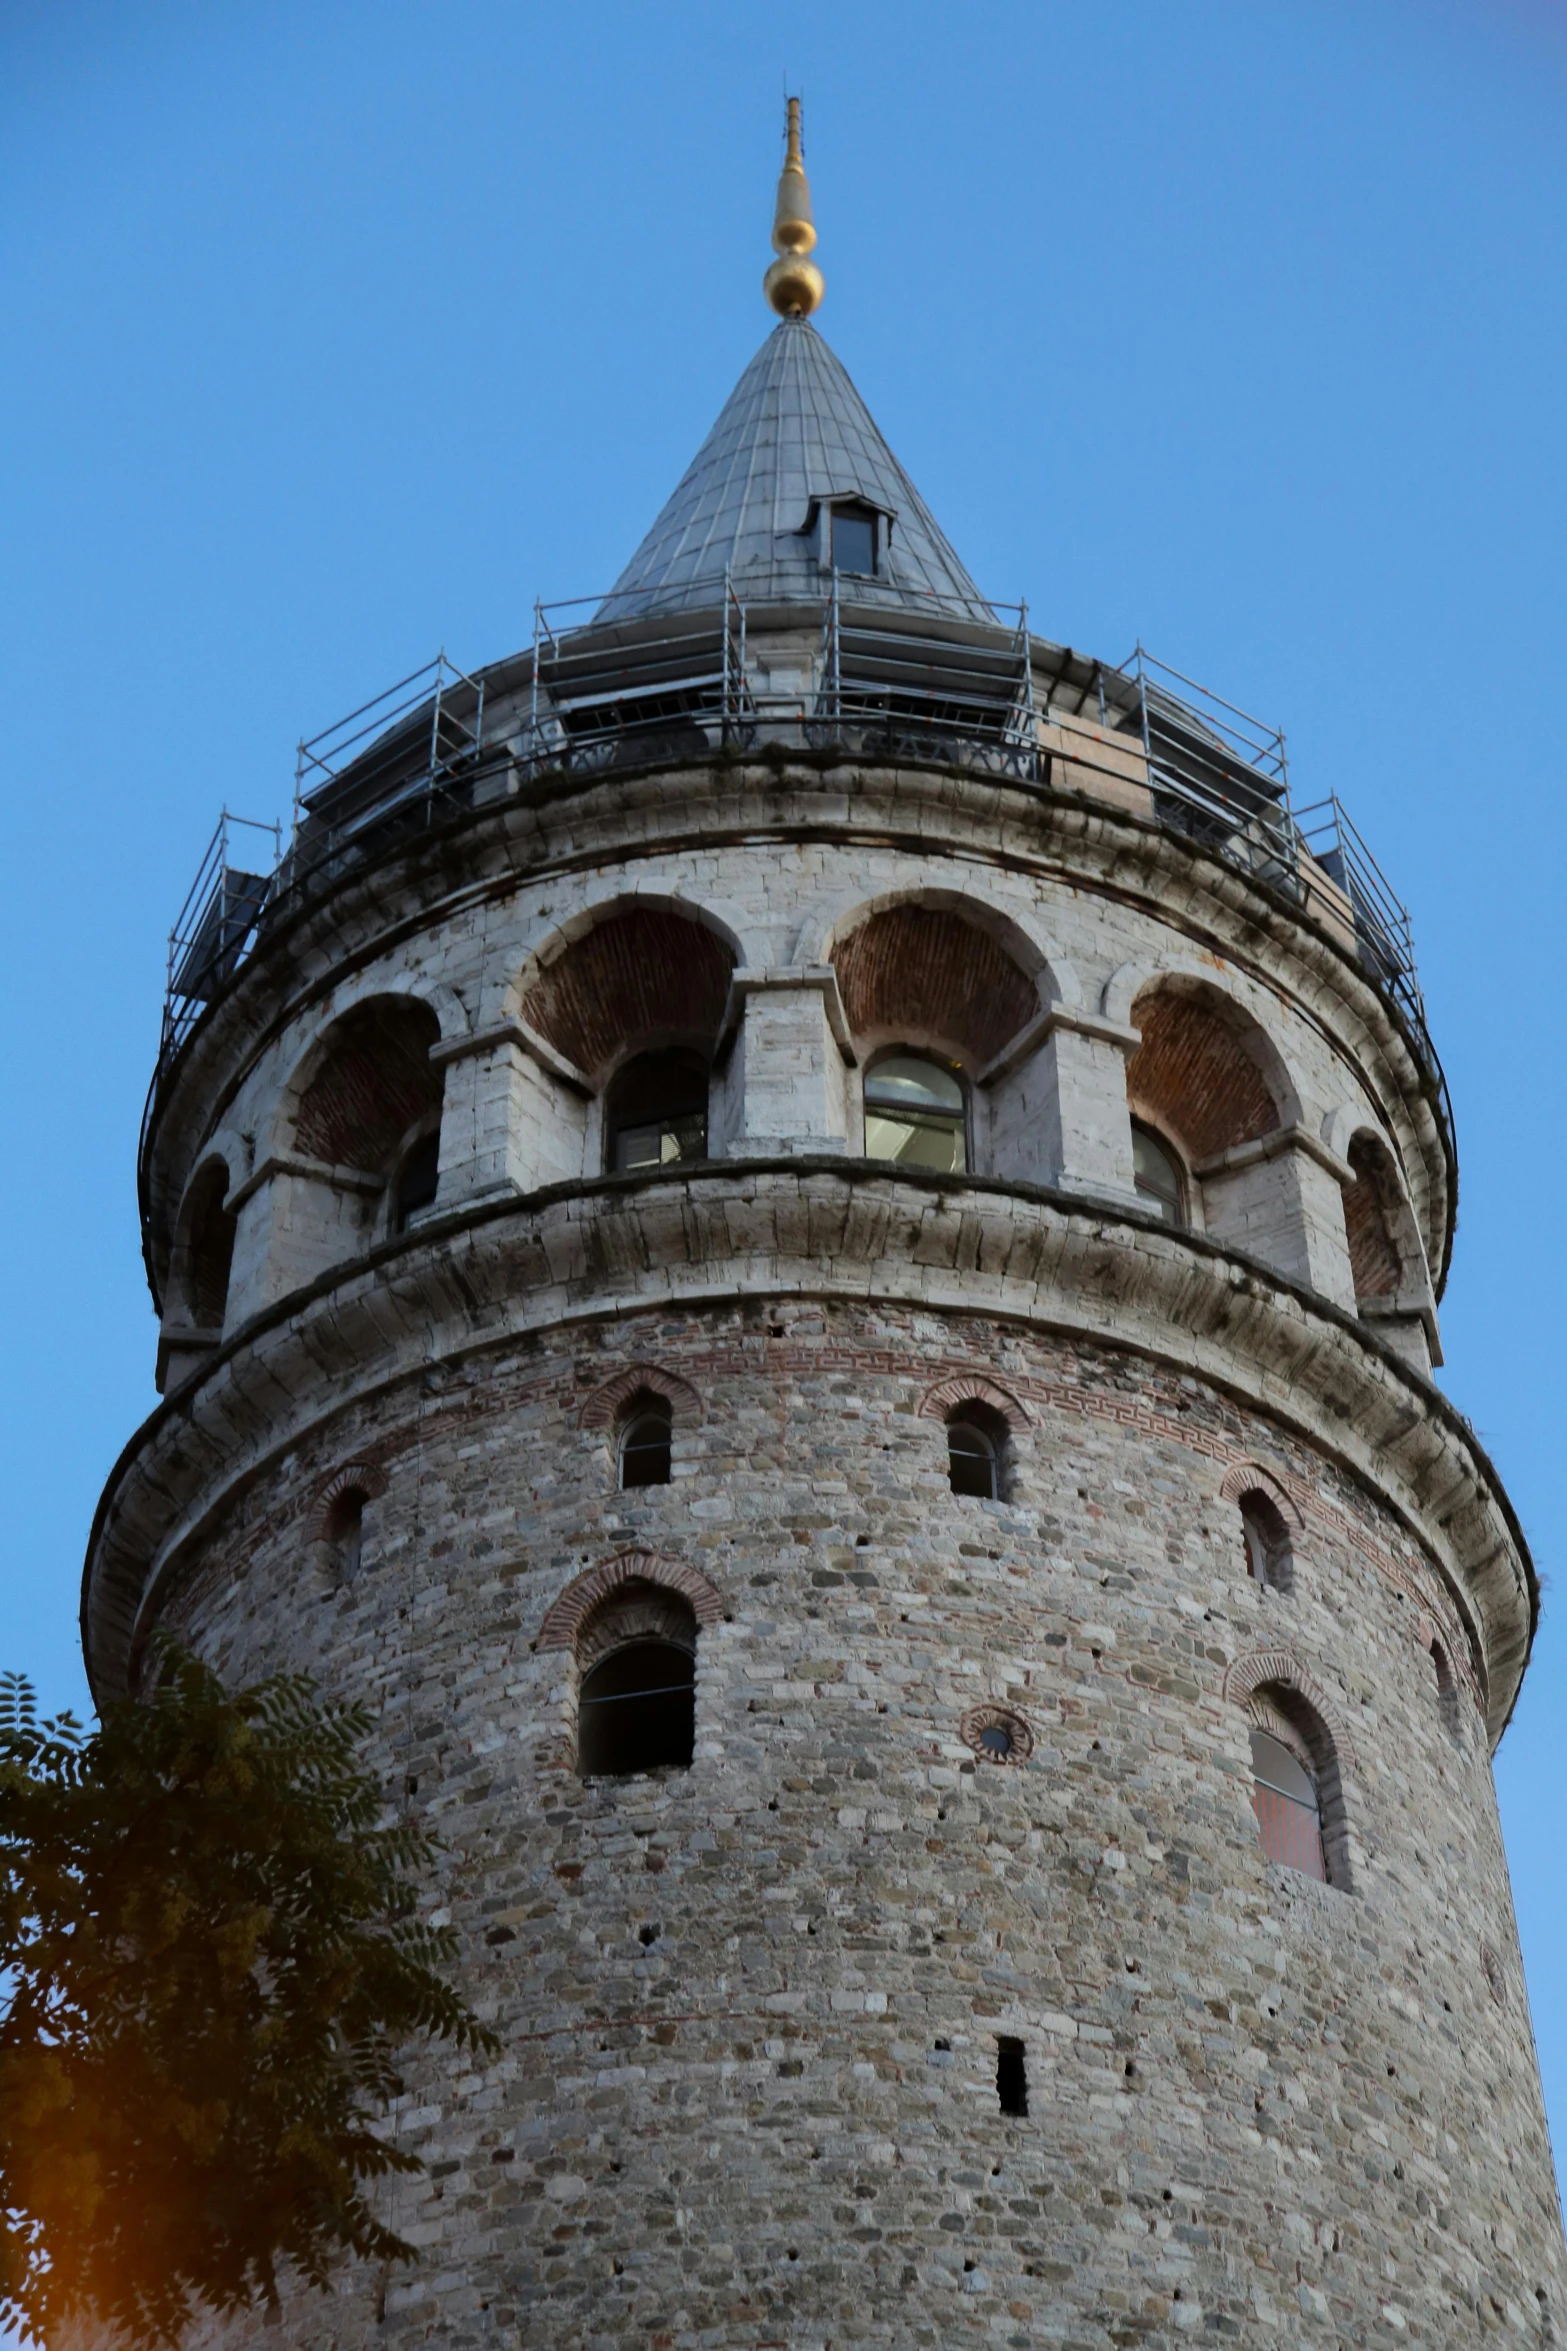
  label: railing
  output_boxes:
[148,604,1450,1160]
[160,809,282,1063]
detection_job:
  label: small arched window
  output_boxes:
[1131,1120,1185,1227]
[947,1403,1008,1500]
[864,1053,966,1174]
[618,1393,673,1489]
[606,1049,709,1174]
[394,1131,441,1231]
[1249,1727,1328,1882]
[576,1583,698,1779]
[323,1487,367,1580]
[1429,1638,1462,1740]
[1239,1489,1292,1591]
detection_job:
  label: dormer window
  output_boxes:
[830,501,878,578]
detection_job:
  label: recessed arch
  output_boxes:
[1127,976,1298,1163]
[515,898,740,1082]
[578,1363,704,1431]
[304,1459,390,1541]
[1218,1461,1304,1533]
[918,1373,1030,1426]
[1223,1648,1357,1773]
[284,995,444,1175]
[1343,1126,1421,1301]
[533,1550,726,1652]
[827,893,1047,1067]
[168,1155,237,1331]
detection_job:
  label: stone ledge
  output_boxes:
[82,1160,1532,1737]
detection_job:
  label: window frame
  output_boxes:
[604,1047,711,1175]
[1130,1117,1187,1227]
[862,1047,969,1175]
[828,499,880,579]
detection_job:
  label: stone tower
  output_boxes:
[87,120,1563,2348]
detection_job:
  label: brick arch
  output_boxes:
[170,1155,237,1329]
[1223,1647,1357,1773]
[518,902,737,1081]
[829,900,1041,1066]
[578,1364,704,1431]
[289,996,443,1174]
[918,1373,1031,1426]
[1343,1128,1413,1301]
[304,1459,389,1540]
[533,1551,727,1652]
[1127,980,1292,1163]
[1218,1461,1305,1533]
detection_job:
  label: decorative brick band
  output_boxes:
[578,1364,703,1431]
[1219,1460,1305,1532]
[533,1550,726,1651]
[919,1373,1030,1426]
[1223,1646,1358,1772]
[304,1460,389,1539]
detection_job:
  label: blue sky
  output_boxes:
[3,0,1565,2173]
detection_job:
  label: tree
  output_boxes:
[0,1646,494,2347]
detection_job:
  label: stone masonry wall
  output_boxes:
[161,1299,1564,2350]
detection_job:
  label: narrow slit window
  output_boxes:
[577,1639,695,1777]
[324,1488,366,1579]
[1250,1728,1328,1882]
[618,1396,673,1489]
[1131,1121,1185,1227]
[1239,1490,1291,1590]
[997,2036,1028,2117]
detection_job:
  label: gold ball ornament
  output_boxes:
[764,253,825,319]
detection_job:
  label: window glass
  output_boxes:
[864,1053,966,1174]
[948,1418,999,1498]
[607,1049,709,1173]
[1132,1121,1184,1226]
[832,506,877,577]
[1249,1727,1328,1880]
[578,1640,695,1776]
[619,1402,673,1489]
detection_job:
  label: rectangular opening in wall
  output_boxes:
[997,2036,1028,2117]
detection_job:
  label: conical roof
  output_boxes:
[600,319,993,624]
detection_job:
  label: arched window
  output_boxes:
[606,1048,709,1173]
[947,1402,1008,1499]
[1131,1120,1185,1227]
[393,1131,440,1232]
[1239,1489,1292,1591]
[176,1161,238,1331]
[1429,1638,1462,1739]
[618,1393,673,1489]
[863,1053,966,1174]
[323,1486,367,1580]
[1249,1727,1328,1882]
[576,1583,698,1778]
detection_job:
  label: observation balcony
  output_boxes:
[149,587,1450,1164]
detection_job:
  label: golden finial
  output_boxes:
[763,96,825,319]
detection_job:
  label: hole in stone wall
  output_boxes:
[617,1392,673,1488]
[997,2036,1028,2117]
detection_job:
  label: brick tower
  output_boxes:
[87,114,1564,2347]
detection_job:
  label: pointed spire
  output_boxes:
[763,97,825,319]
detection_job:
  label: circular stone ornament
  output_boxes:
[960,1704,1034,1766]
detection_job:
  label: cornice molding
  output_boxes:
[83,1161,1528,1741]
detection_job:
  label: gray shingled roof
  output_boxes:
[600,318,993,623]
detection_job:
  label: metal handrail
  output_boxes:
[145,606,1450,1192]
